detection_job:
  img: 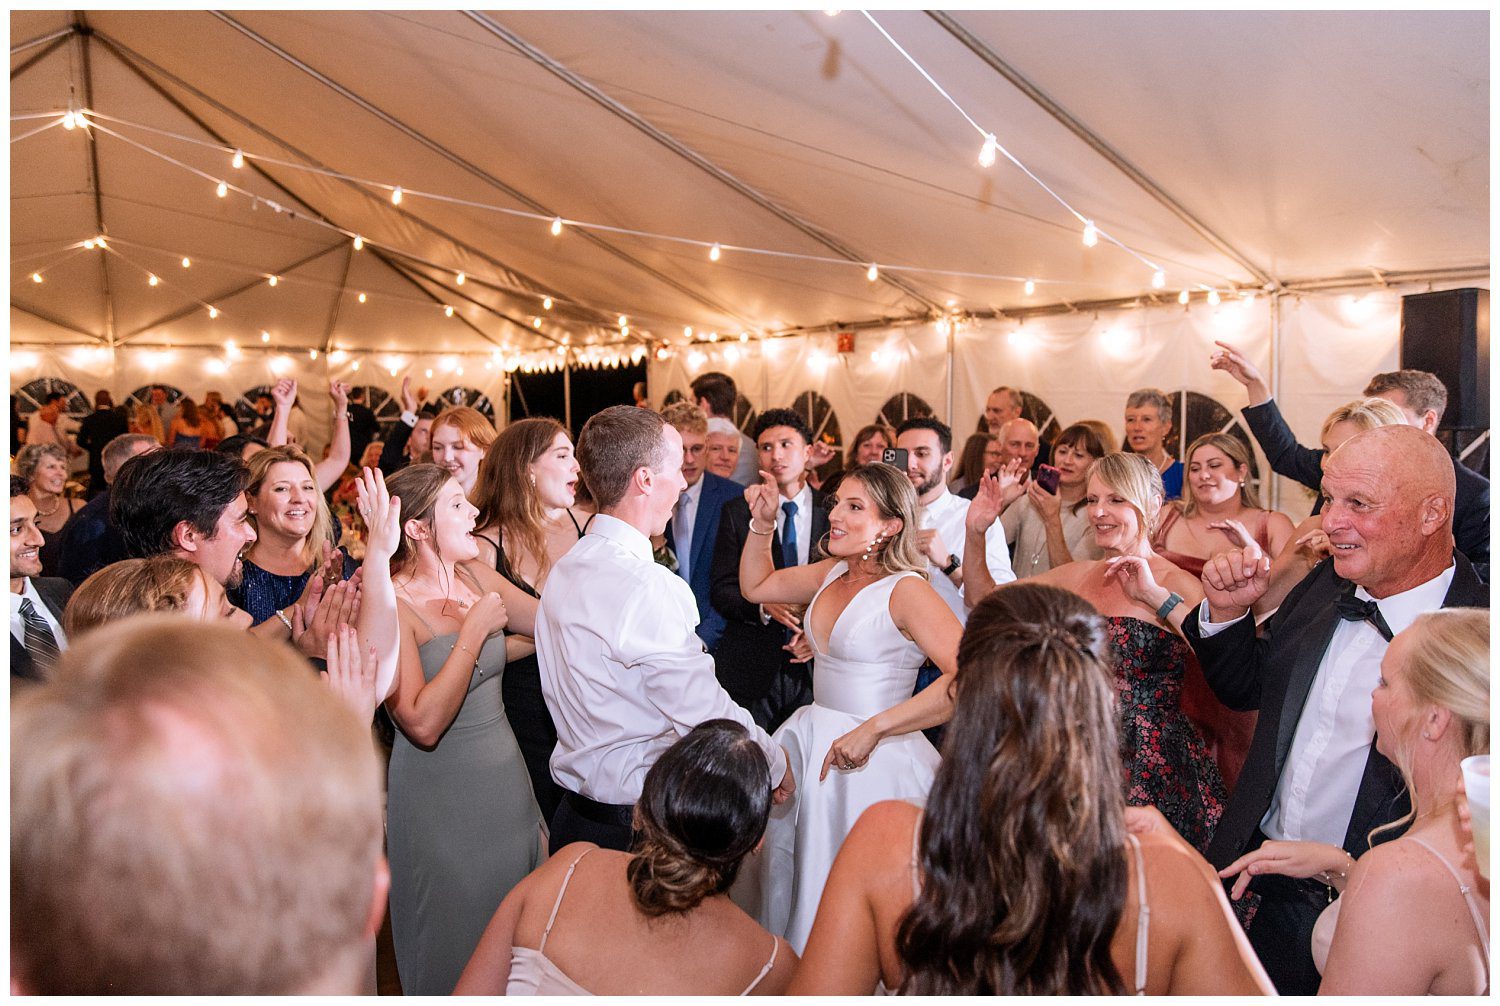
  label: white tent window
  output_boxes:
[973,390,1061,446]
[438,386,495,421]
[126,383,184,412]
[1166,390,1265,498]
[879,393,933,429]
[233,385,274,430]
[791,390,841,484]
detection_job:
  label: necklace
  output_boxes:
[32,493,62,518]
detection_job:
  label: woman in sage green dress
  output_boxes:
[383,463,543,994]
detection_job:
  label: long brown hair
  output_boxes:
[385,463,457,576]
[896,583,1127,994]
[473,417,569,584]
[176,396,201,428]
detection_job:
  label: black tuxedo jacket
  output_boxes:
[1242,398,1489,578]
[11,577,73,684]
[1185,552,1488,869]
[709,489,828,704]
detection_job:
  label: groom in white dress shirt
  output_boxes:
[536,406,793,854]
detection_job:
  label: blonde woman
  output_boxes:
[735,463,963,952]
[1219,609,1489,994]
[965,453,1226,851]
[65,555,253,636]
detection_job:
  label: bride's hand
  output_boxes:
[820,720,881,781]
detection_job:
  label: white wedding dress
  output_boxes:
[737,561,940,953]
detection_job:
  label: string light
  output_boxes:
[352,360,361,372]
[455,271,465,285]
[542,296,553,310]
[621,325,630,337]
[866,263,879,282]
[1082,221,1098,247]
[216,180,228,198]
[231,149,244,169]
[1207,289,1221,306]
[267,275,279,287]
[147,273,159,287]
[1151,269,1166,289]
[83,239,95,249]
[94,237,106,249]
[352,235,364,251]
[444,305,454,317]
[684,326,694,339]
[30,272,42,284]
[390,185,403,206]
[1178,289,1190,305]
[309,349,319,360]
[181,257,191,268]
[1024,279,1035,296]
[533,317,543,329]
[61,111,77,130]
[261,330,271,343]
[550,216,563,236]
[618,314,628,327]
[357,292,367,303]
[978,133,997,167]
[709,242,722,262]
[329,349,348,364]
[207,306,219,319]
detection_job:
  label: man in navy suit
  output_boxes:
[11,476,72,687]
[661,402,742,650]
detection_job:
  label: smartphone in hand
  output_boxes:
[1035,464,1061,494]
[881,447,909,469]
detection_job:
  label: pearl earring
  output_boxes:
[862,533,885,561]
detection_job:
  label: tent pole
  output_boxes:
[1269,292,1283,512]
[563,357,573,434]
[944,325,956,431]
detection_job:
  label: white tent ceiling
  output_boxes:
[11,10,1489,361]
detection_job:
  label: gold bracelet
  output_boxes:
[456,640,480,666]
[748,518,775,536]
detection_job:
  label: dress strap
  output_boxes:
[538,848,595,954]
[1150,503,1182,551]
[1125,834,1150,995]
[567,507,587,537]
[1404,836,1490,964]
[398,593,442,639]
[740,934,780,994]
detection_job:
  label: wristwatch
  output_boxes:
[940,553,961,576]
[1156,591,1185,620]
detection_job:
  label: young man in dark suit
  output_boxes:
[1181,426,1487,993]
[660,402,742,650]
[10,476,72,686]
[711,408,829,731]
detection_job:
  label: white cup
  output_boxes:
[1460,754,1489,880]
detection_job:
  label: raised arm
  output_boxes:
[313,379,352,492]
[267,378,294,448]
[738,472,833,605]
[354,467,402,703]
[961,473,1005,605]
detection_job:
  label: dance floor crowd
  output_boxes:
[10,342,1489,995]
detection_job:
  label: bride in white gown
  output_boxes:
[733,463,962,952]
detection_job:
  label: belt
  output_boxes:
[564,790,635,828]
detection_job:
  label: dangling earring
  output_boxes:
[862,532,885,562]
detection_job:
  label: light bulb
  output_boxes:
[1151,269,1166,289]
[148,274,159,287]
[309,349,319,360]
[1082,221,1098,247]
[352,235,364,251]
[533,317,542,329]
[1178,289,1190,305]
[30,272,42,284]
[231,149,245,169]
[208,306,219,319]
[618,314,628,327]
[543,296,553,310]
[456,366,464,376]
[390,186,403,206]
[181,257,191,268]
[684,326,694,339]
[95,237,106,249]
[261,331,271,343]
[352,360,361,371]
[1024,279,1035,296]
[357,292,367,304]
[389,367,398,377]
[444,305,454,317]
[1207,289,1221,306]
[866,263,879,282]
[267,275,278,287]
[62,111,77,130]
[550,216,563,236]
[216,180,228,198]
[425,368,434,378]
[978,133,997,167]
[83,239,95,250]
[709,243,722,262]
[739,332,750,342]
[455,271,465,285]
[621,325,630,337]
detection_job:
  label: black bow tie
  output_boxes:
[1335,591,1394,641]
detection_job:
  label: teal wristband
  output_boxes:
[1156,591,1185,621]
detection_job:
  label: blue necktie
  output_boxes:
[781,499,799,568]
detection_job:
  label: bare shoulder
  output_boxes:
[1044,558,1095,590]
[844,800,924,862]
[1132,830,1225,909]
[1342,838,1452,906]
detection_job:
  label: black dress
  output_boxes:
[1107,615,1226,853]
[480,513,586,827]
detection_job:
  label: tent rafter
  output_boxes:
[465,11,946,316]
[74,16,117,346]
[928,11,1277,290]
[12,24,76,57]
[12,299,110,342]
[117,241,348,343]
[320,241,355,355]
[98,28,620,338]
[209,10,757,330]
[385,254,563,350]
[373,252,513,352]
[10,32,72,81]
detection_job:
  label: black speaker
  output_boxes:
[1399,288,1488,430]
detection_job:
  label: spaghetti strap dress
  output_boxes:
[386,610,543,995]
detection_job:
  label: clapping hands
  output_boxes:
[355,467,402,566]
